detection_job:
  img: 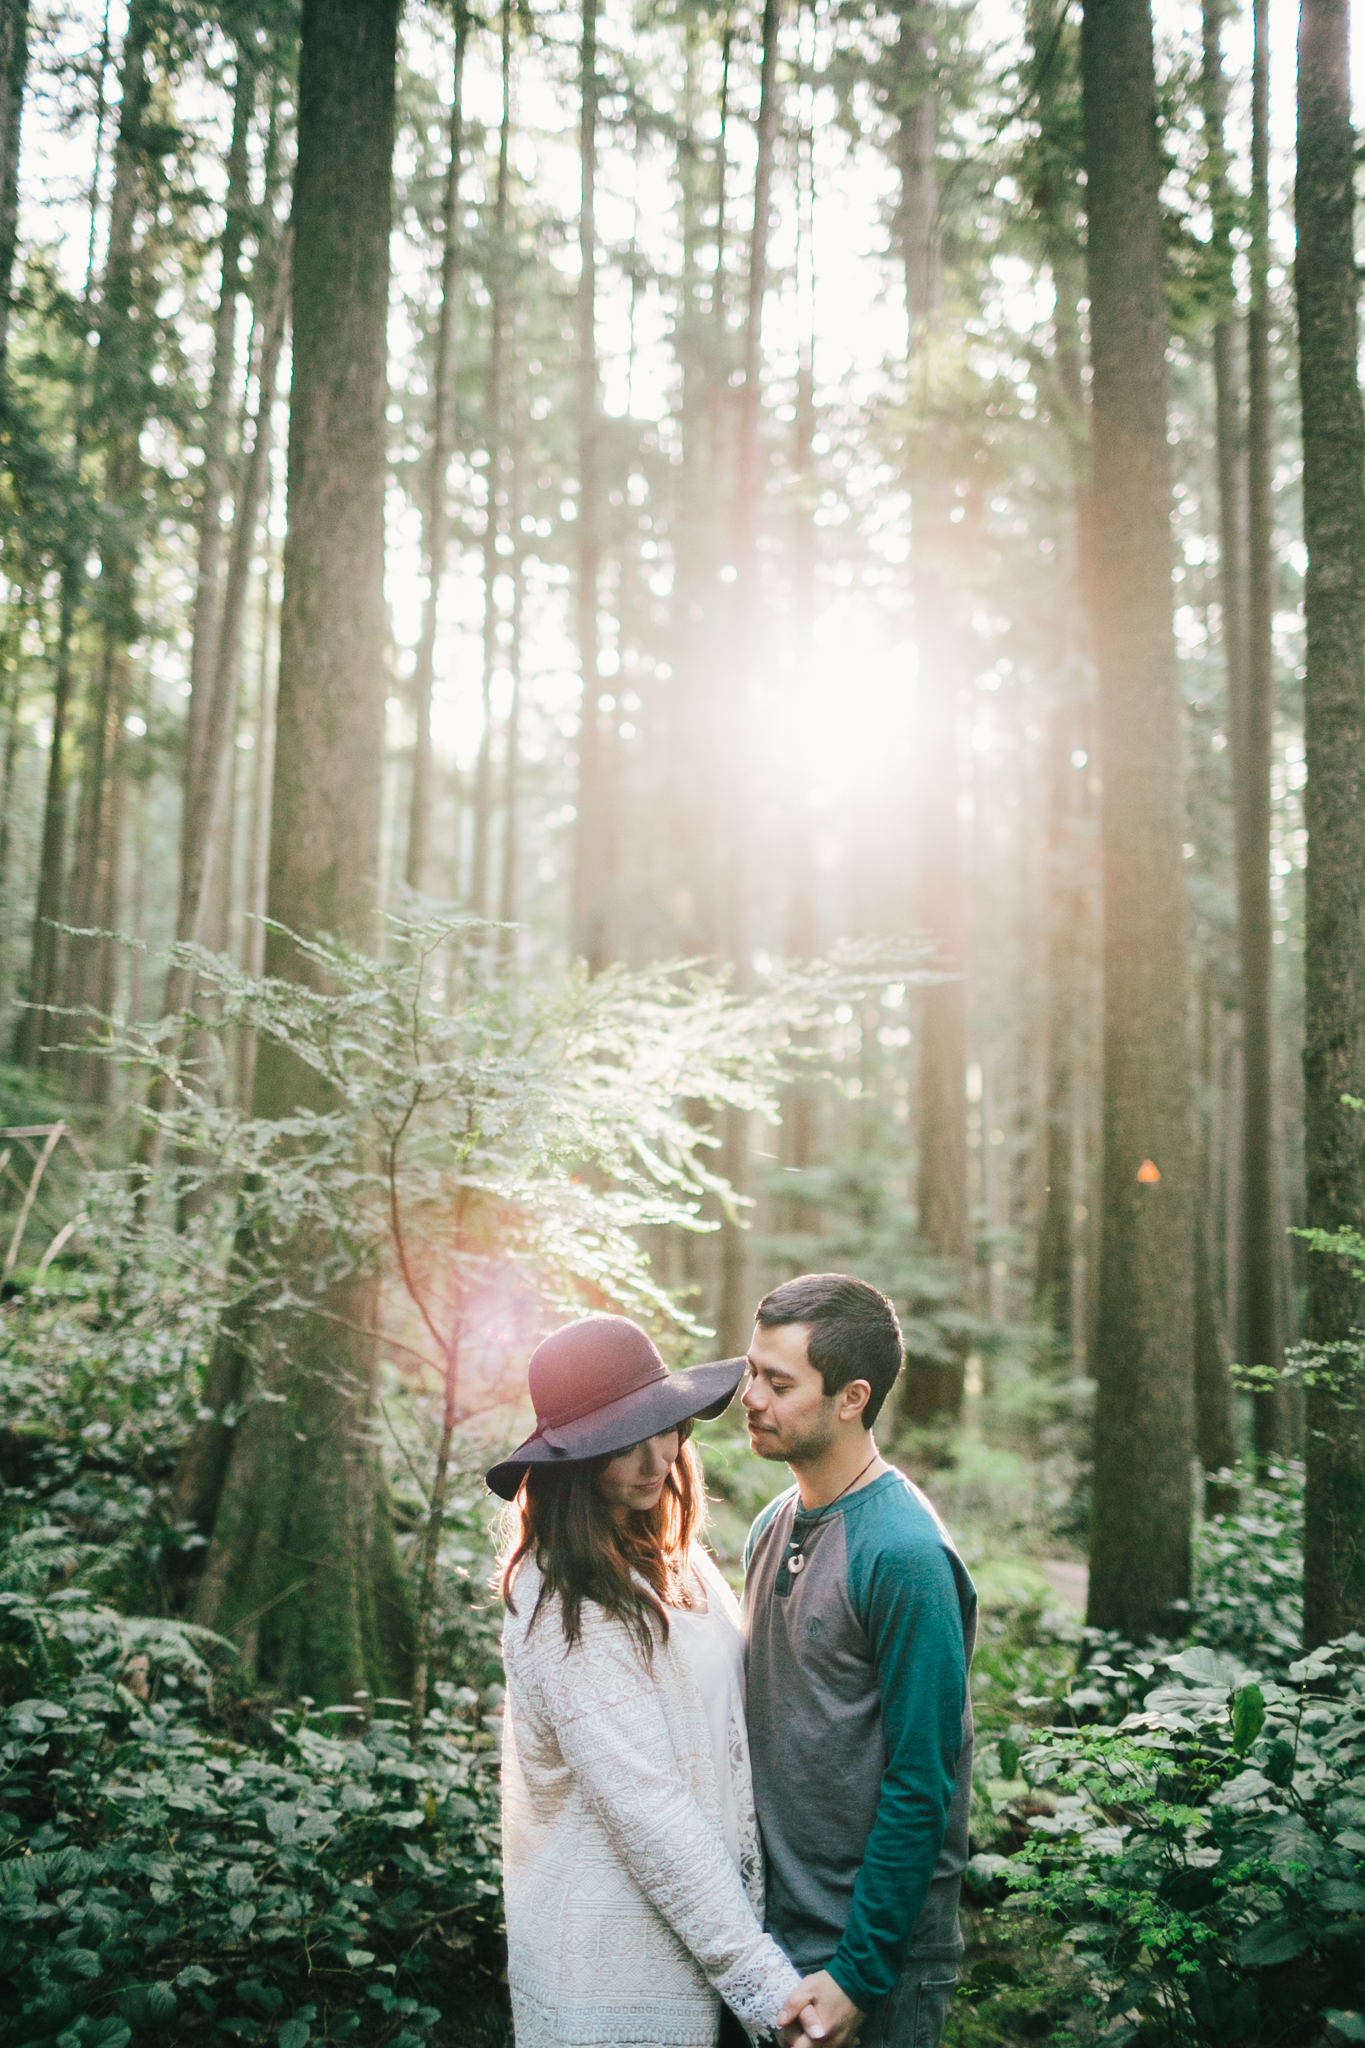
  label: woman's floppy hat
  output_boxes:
[484,1316,745,1502]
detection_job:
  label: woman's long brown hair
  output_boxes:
[496,1424,706,1657]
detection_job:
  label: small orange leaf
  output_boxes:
[1137,1159,1161,1184]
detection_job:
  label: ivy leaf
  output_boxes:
[1326,2017,1365,2044]
[278,2023,310,2048]
[227,1864,256,1896]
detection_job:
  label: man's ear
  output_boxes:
[838,1378,873,1424]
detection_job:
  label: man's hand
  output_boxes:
[777,1970,865,2048]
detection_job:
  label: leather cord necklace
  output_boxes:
[785,1452,880,1576]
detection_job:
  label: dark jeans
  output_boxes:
[857,1958,958,2048]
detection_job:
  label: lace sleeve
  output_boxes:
[530,1602,801,2030]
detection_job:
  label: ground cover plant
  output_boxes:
[0,1568,506,2048]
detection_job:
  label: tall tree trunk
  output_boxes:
[0,620,24,1024]
[1028,0,1093,1363]
[1297,0,1365,1647]
[1034,709,1083,1346]
[0,0,29,382]
[1081,0,1196,1638]
[237,509,281,1110]
[13,6,110,1069]
[180,0,410,1705]
[61,0,153,1092]
[1199,0,1252,1488]
[15,563,77,1066]
[1232,0,1288,1462]
[570,0,608,967]
[470,0,510,920]
[497,535,524,951]
[1194,977,1240,1510]
[716,0,782,1359]
[178,45,255,896]
[892,0,969,1420]
[406,3,467,896]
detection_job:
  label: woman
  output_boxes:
[487,1315,804,2048]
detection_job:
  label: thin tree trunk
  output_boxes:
[569,0,608,967]
[716,0,782,1360]
[181,0,410,1704]
[179,45,255,888]
[1237,0,1288,1463]
[893,0,969,1419]
[61,0,153,1090]
[1297,0,1365,1647]
[471,0,511,920]
[0,0,29,381]
[1081,0,1196,1639]
[15,562,76,1066]
[1200,0,1252,1485]
[497,528,524,949]
[193,240,292,963]
[1034,709,1082,1346]
[407,4,467,894]
[236,512,280,1109]
[1194,977,1240,1511]
[0,625,24,1023]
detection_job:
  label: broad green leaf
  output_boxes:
[1232,1684,1266,1755]
[278,2024,310,2048]
[1237,1918,1310,1968]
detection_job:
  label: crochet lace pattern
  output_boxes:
[502,1550,802,2048]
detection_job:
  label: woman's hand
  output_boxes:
[777,1971,864,2048]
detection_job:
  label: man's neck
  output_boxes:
[789,1433,886,1511]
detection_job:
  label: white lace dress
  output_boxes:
[501,1546,800,2048]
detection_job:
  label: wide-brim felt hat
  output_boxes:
[484,1315,745,1502]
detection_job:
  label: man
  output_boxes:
[741,1273,977,2048]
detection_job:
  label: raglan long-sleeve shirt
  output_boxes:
[743,1469,977,2013]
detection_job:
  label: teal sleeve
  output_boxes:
[827,1528,967,2010]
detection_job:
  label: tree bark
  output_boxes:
[60,0,153,1094]
[890,0,969,1420]
[1199,0,1252,1491]
[1081,0,1196,1639]
[406,2,467,896]
[716,0,782,1360]
[178,45,255,898]
[1236,0,1289,1462]
[569,0,608,967]
[0,0,29,383]
[15,561,77,1067]
[1296,0,1365,1647]
[471,0,511,920]
[183,0,410,1705]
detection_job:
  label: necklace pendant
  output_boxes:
[787,1554,806,1575]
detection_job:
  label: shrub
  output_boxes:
[998,1639,1365,2047]
[0,1585,505,2048]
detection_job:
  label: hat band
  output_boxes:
[533,1359,668,1432]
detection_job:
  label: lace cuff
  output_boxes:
[714,1934,803,2032]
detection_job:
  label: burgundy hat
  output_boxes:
[484,1316,745,1502]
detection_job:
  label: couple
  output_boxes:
[487,1272,978,2048]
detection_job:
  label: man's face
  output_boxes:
[741,1320,840,1464]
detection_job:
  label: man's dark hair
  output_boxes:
[755,1272,903,1426]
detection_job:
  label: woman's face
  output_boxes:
[596,1429,681,1519]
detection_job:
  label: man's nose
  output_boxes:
[741,1381,762,1410]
